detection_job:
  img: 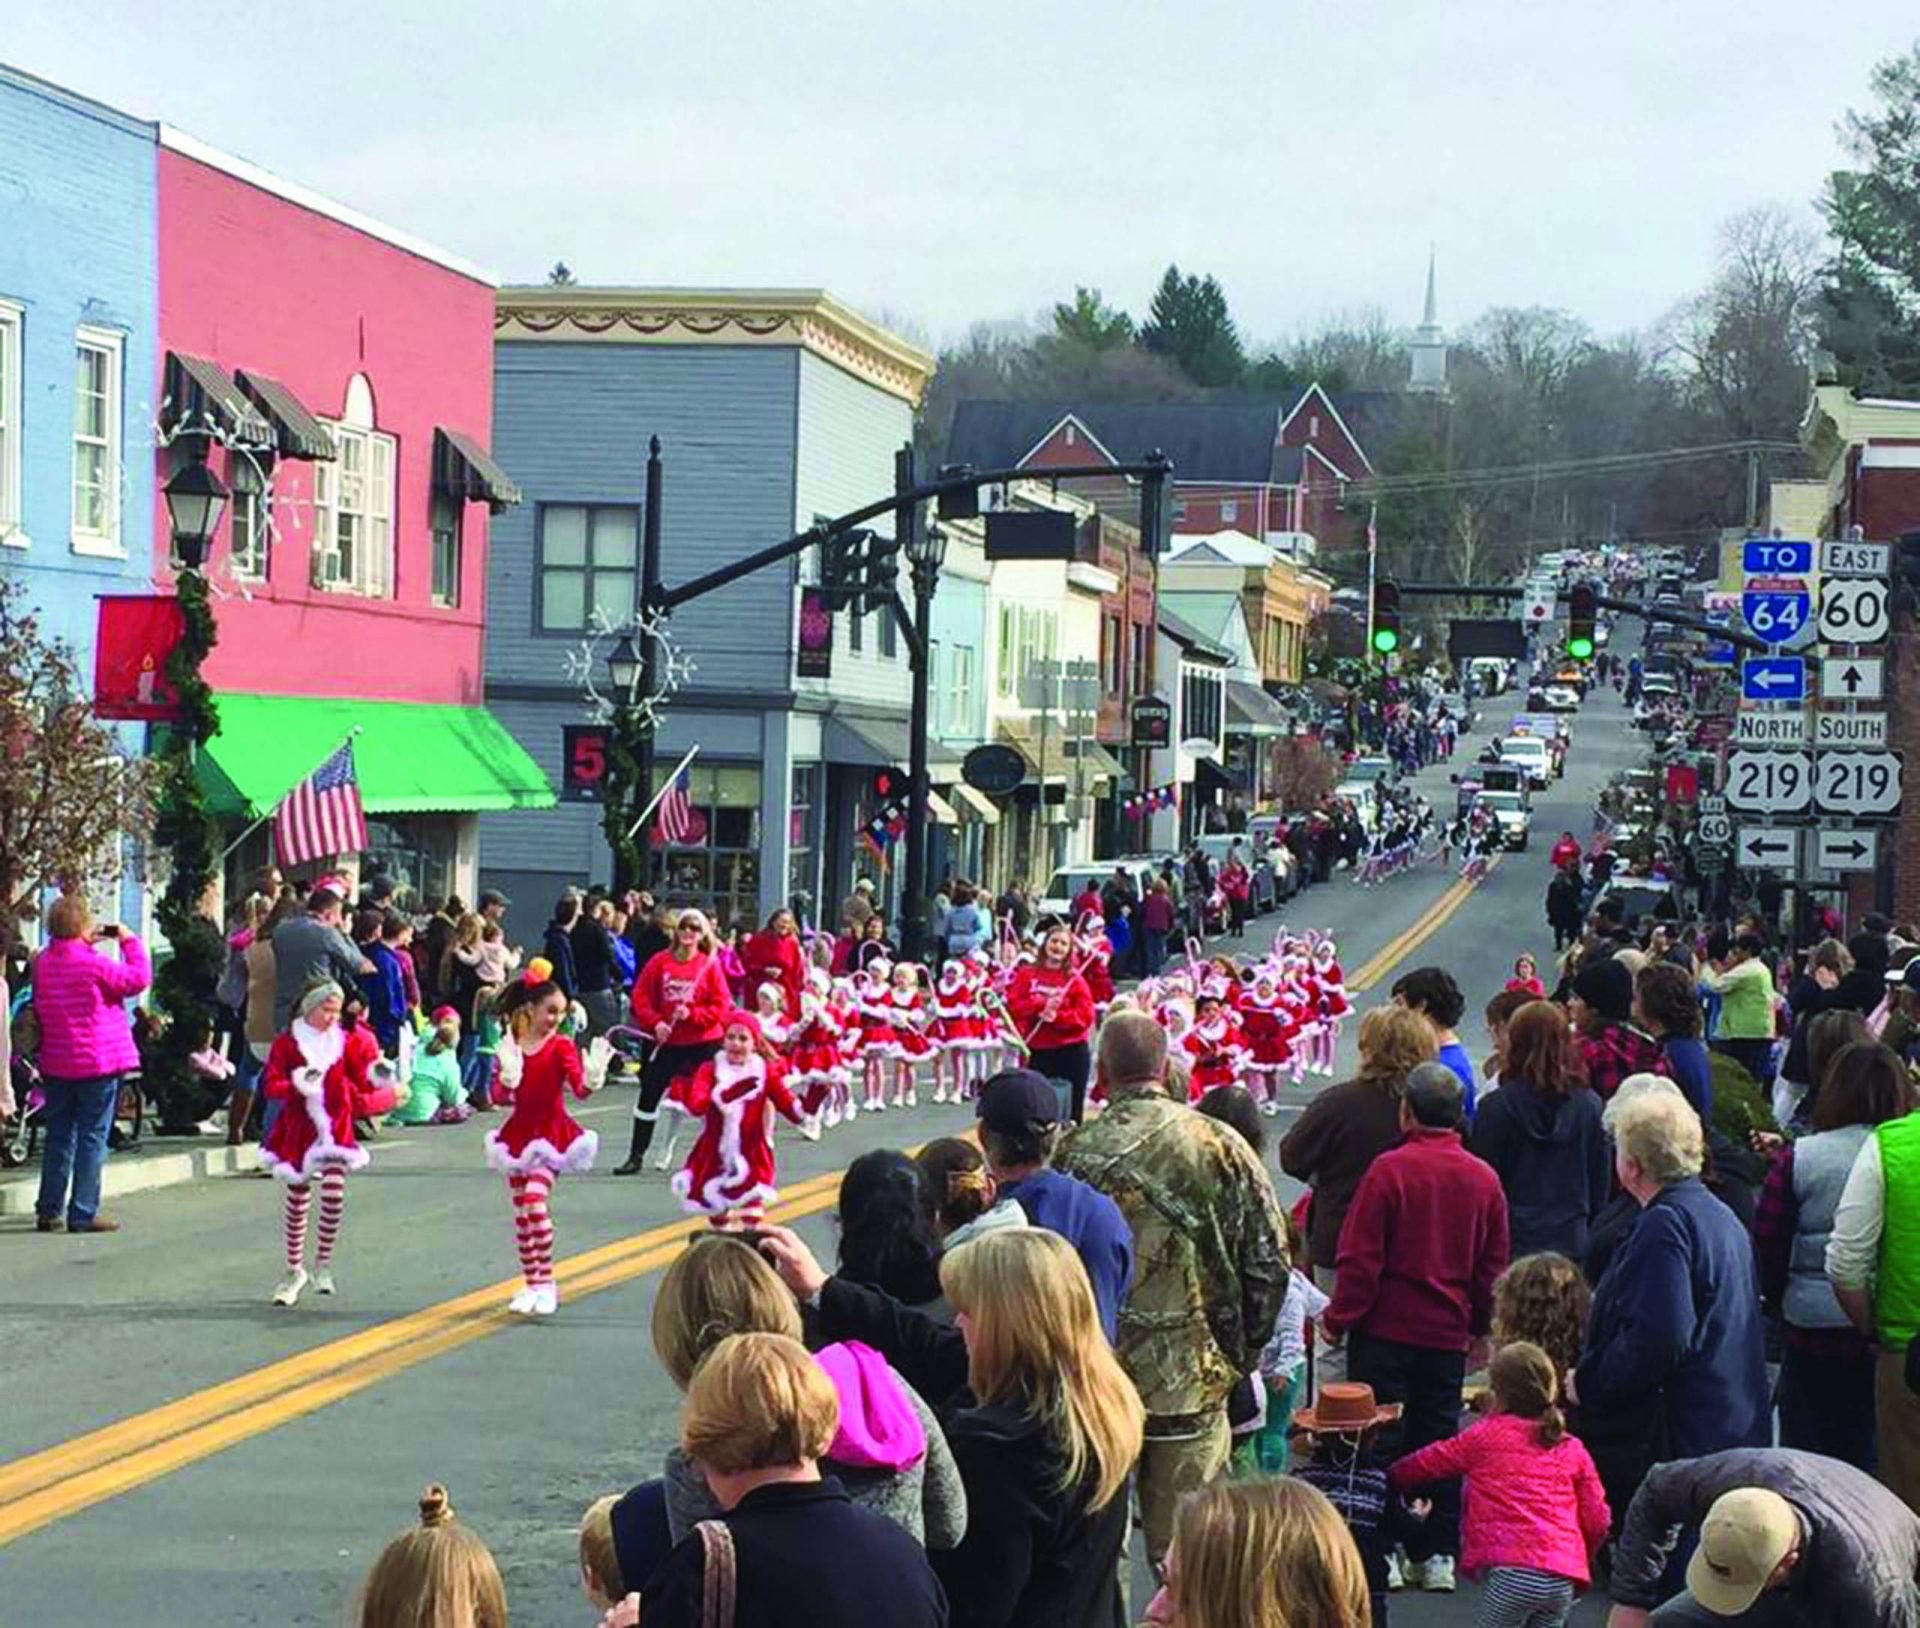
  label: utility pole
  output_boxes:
[630,436,663,895]
[1745,447,1761,531]
[897,443,934,967]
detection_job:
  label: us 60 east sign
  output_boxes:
[1818,579,1891,644]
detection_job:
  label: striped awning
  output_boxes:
[433,427,521,513]
[162,353,271,447]
[235,370,336,460]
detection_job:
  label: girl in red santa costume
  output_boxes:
[485,958,606,1317]
[1182,991,1250,1102]
[929,958,983,1105]
[260,978,384,1307]
[787,971,852,1126]
[850,959,901,1113]
[1306,936,1350,1076]
[886,960,933,1109]
[669,1010,818,1228]
[1238,966,1295,1113]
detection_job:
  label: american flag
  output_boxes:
[655,765,707,846]
[273,743,369,867]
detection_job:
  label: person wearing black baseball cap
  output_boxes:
[975,1069,1133,1343]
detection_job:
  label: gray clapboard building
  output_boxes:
[480,287,937,936]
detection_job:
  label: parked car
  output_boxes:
[1347,755,1395,784]
[1593,877,1677,928]
[1036,855,1170,926]
[1194,833,1291,912]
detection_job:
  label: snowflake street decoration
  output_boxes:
[566,606,695,730]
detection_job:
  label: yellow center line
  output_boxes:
[1347,856,1502,992]
[0,1166,846,1546]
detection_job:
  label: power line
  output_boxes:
[1298,438,1801,502]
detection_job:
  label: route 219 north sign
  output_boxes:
[1725,751,1813,814]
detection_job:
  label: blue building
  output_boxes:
[0,65,159,924]
[481,287,942,935]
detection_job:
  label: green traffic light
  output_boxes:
[1567,636,1594,660]
[1372,628,1399,654]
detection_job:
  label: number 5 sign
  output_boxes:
[1818,580,1890,644]
[562,725,609,801]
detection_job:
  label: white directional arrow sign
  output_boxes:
[1821,657,1885,702]
[1736,826,1801,869]
[1815,829,1878,871]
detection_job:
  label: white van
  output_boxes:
[1498,735,1552,790]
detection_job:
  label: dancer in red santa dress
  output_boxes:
[1237,967,1296,1114]
[1306,936,1351,1076]
[485,959,605,1318]
[1182,991,1250,1103]
[886,961,933,1109]
[850,959,901,1113]
[260,978,387,1307]
[786,970,853,1126]
[669,1010,818,1229]
[929,958,982,1105]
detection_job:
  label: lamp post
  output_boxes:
[151,438,228,1132]
[900,504,946,966]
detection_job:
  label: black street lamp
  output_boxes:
[164,440,229,572]
[606,632,641,699]
[899,481,946,966]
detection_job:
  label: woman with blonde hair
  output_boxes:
[634,1333,946,1628]
[1144,1477,1368,1628]
[647,1234,963,1548]
[356,1484,506,1628]
[755,1223,1144,1628]
[618,908,730,1174]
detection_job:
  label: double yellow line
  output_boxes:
[1347,857,1501,992]
[0,1167,847,1547]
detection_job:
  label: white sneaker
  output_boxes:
[530,1284,558,1317]
[1385,1550,1406,1592]
[823,1104,842,1128]
[508,1286,538,1315]
[272,1267,308,1307]
[312,1268,336,1296]
[1417,1557,1456,1593]
[932,1085,948,1105]
[843,1099,858,1121]
[905,1089,918,1108]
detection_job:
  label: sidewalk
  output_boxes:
[0,1135,258,1217]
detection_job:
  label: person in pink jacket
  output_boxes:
[1388,1340,1609,1622]
[31,893,150,1234]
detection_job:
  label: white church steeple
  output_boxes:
[1408,247,1448,396]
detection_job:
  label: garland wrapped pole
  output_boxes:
[149,562,225,1134]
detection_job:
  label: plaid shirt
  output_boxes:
[1578,1022,1667,1100]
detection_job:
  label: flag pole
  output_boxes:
[217,725,365,866]
[626,743,700,843]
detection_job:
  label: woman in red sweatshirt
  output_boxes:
[741,907,807,1019]
[616,908,731,1174]
[1006,923,1096,1121]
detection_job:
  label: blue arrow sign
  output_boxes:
[1743,539,1814,575]
[1742,589,1811,641]
[1741,656,1807,702]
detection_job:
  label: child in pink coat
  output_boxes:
[1388,1340,1609,1624]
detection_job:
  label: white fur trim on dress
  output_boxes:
[673,1054,781,1215]
[484,1126,600,1177]
[264,1081,370,1183]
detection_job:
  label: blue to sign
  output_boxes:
[1741,656,1807,702]
[1742,590,1810,641]
[1744,539,1814,574]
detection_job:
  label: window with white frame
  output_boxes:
[228,452,270,580]
[538,503,636,631]
[430,493,462,607]
[312,374,395,595]
[0,299,21,542]
[948,644,975,735]
[72,326,124,553]
[1221,498,1239,525]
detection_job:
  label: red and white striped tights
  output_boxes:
[283,1168,346,1269]
[509,1171,556,1287]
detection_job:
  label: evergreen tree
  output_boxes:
[1138,265,1247,387]
[1051,286,1134,348]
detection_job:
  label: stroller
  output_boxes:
[1,989,144,1167]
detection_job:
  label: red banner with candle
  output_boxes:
[93,595,188,722]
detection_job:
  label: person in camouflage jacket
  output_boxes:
[1057,1009,1288,1570]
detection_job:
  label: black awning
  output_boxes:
[433,427,521,513]
[163,353,272,447]
[1192,754,1236,793]
[235,370,335,461]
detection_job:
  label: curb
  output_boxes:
[0,1142,259,1217]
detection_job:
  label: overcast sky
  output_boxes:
[9,2,1915,352]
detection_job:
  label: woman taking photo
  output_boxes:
[616,910,730,1174]
[1005,923,1095,1121]
[1469,1001,1608,1258]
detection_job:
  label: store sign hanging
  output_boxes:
[1130,694,1172,748]
[561,725,608,802]
[796,588,834,679]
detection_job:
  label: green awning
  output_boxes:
[198,693,555,818]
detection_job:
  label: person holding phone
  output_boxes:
[30,893,150,1234]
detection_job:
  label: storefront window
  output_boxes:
[649,762,762,930]
[787,762,817,921]
[362,817,457,911]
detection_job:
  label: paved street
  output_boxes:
[0,687,1646,1626]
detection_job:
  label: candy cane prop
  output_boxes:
[978,987,1032,1059]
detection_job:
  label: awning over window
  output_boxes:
[163,352,272,447]
[433,427,521,514]
[1227,679,1294,737]
[998,719,1125,782]
[824,713,961,771]
[949,782,1002,825]
[197,694,555,819]
[926,789,960,827]
[235,370,336,461]
[1190,755,1237,794]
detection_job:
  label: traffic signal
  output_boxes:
[1371,580,1401,655]
[820,527,872,614]
[863,528,903,613]
[1567,583,1597,661]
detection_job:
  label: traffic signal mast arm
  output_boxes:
[1384,582,1776,654]
[659,453,1174,612]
